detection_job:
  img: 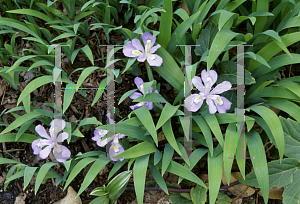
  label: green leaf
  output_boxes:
[165,160,207,188]
[81,44,94,65]
[216,61,255,85]
[191,185,207,204]
[240,158,299,189]
[107,171,132,201]
[223,123,237,184]
[24,167,38,190]
[280,117,300,162]
[278,81,300,98]
[162,120,181,156]
[193,116,214,156]
[154,149,162,165]
[283,170,300,204]
[149,163,168,194]
[17,75,53,106]
[118,89,138,105]
[0,133,38,143]
[161,143,174,176]
[7,9,53,22]
[35,162,57,194]
[114,141,156,159]
[246,130,269,204]
[78,117,101,127]
[0,158,21,165]
[170,195,193,204]
[51,33,77,42]
[166,11,200,54]
[207,29,239,70]
[156,103,179,130]
[157,0,172,48]
[15,119,36,141]
[77,158,110,196]
[133,93,167,103]
[195,22,218,56]
[250,105,284,161]
[134,106,158,146]
[153,47,184,92]
[63,83,76,113]
[208,153,223,204]
[90,196,109,204]
[216,192,232,204]
[0,111,42,135]
[64,157,97,190]
[201,109,224,148]
[108,159,128,180]
[267,99,300,124]
[133,154,149,204]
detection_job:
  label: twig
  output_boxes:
[0,149,25,152]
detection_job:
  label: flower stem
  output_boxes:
[145,62,154,82]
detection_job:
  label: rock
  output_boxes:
[14,194,26,204]
[53,186,82,204]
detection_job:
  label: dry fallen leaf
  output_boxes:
[180,0,190,16]
[53,186,82,204]
[222,171,255,198]
[259,186,283,200]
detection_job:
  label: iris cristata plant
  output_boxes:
[129,77,159,110]
[32,119,71,162]
[184,69,232,114]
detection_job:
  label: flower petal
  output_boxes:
[118,134,127,139]
[129,92,143,99]
[130,102,144,110]
[137,54,146,62]
[35,125,51,140]
[150,44,161,53]
[142,32,156,49]
[39,145,52,159]
[206,98,217,114]
[50,119,66,138]
[210,81,232,95]
[53,145,71,162]
[56,132,69,142]
[184,94,204,112]
[145,102,153,110]
[215,97,231,113]
[109,142,124,162]
[134,77,144,93]
[32,139,42,155]
[132,38,145,52]
[147,54,163,67]
[123,41,140,57]
[201,69,218,88]
[192,76,205,93]
[106,112,114,124]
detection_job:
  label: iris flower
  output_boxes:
[184,69,232,114]
[32,119,71,162]
[92,113,126,161]
[123,32,163,67]
[129,77,158,110]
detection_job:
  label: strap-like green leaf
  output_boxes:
[35,162,57,194]
[250,105,284,161]
[246,130,269,204]
[223,123,236,184]
[114,141,156,159]
[134,106,158,146]
[208,152,223,204]
[133,154,150,204]
[156,103,179,130]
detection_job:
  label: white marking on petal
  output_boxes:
[207,77,212,83]
[132,50,142,55]
[217,98,223,105]
[137,102,143,106]
[146,40,151,54]
[37,142,41,147]
[140,84,144,90]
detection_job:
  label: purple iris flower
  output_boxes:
[129,77,158,110]
[123,32,163,67]
[184,69,232,114]
[92,113,126,161]
[31,119,71,162]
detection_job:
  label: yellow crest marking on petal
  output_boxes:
[146,40,151,54]
[114,144,119,152]
[37,142,41,147]
[194,96,201,103]
[132,50,142,55]
[217,98,223,105]
[149,54,155,60]
[54,144,62,153]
